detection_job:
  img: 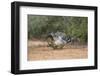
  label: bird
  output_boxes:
[46,31,72,49]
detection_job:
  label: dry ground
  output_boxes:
[28,40,88,61]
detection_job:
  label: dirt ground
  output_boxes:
[28,40,88,61]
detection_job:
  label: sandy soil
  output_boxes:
[28,40,88,61]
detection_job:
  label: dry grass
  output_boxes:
[28,40,88,61]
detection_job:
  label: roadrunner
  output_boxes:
[46,31,71,49]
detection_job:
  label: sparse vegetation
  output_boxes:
[28,15,88,44]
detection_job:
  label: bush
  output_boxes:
[28,15,88,43]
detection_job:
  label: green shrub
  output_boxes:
[28,15,88,43]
